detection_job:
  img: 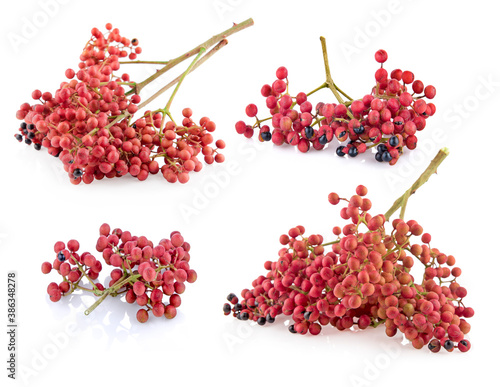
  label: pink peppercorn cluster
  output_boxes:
[42,223,196,323]
[224,186,472,352]
[235,48,436,164]
[14,23,225,184]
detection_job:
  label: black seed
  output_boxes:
[377,143,387,153]
[304,126,314,139]
[394,120,403,126]
[318,134,328,145]
[304,311,312,321]
[336,146,346,157]
[353,125,365,134]
[288,324,297,334]
[428,339,441,353]
[266,314,275,323]
[34,143,41,150]
[389,136,399,147]
[73,168,83,178]
[375,152,383,162]
[20,122,27,130]
[22,129,28,135]
[15,134,23,142]
[223,303,231,314]
[57,252,66,262]
[348,147,359,157]
[338,130,346,138]
[459,340,468,347]
[27,124,35,130]
[444,340,454,351]
[27,132,35,139]
[131,38,138,45]
[257,317,266,326]
[381,151,392,162]
[261,131,272,141]
[240,312,249,321]
[53,151,61,158]
[25,138,32,145]
[234,303,243,312]
[226,293,236,302]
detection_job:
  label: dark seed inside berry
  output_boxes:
[377,144,387,153]
[34,143,41,150]
[57,252,66,262]
[257,317,266,325]
[288,324,297,334]
[15,134,23,142]
[304,126,314,139]
[381,151,392,162]
[73,168,84,178]
[428,339,441,353]
[266,314,275,323]
[336,146,346,157]
[223,303,231,314]
[318,134,328,145]
[353,125,364,134]
[444,340,454,350]
[348,147,359,157]
[389,136,399,147]
[375,152,383,162]
[261,131,272,141]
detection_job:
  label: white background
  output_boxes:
[1,0,498,386]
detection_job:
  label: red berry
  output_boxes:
[374,49,388,64]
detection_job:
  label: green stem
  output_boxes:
[165,48,206,112]
[307,82,328,97]
[84,292,109,316]
[333,82,353,101]
[289,285,308,295]
[119,60,170,65]
[384,148,450,220]
[72,257,99,291]
[132,18,254,95]
[321,240,340,247]
[286,82,328,111]
[138,38,228,114]
[319,37,354,119]
[84,273,141,316]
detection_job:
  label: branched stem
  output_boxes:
[165,47,205,112]
[131,18,253,95]
[319,37,354,119]
[384,148,450,220]
[138,39,229,113]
